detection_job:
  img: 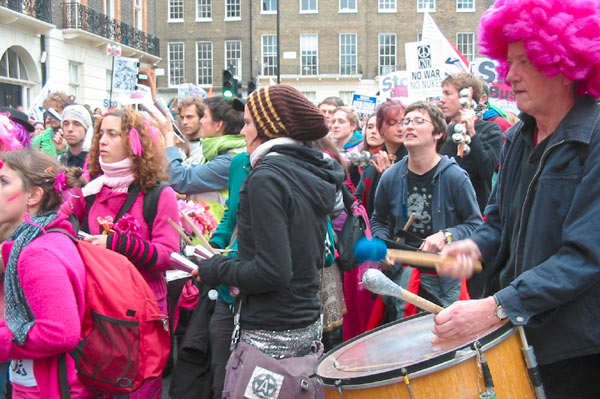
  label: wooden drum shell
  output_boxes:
[316,313,535,399]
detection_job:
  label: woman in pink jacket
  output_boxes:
[60,109,180,399]
[0,149,94,398]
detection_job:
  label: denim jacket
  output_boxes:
[473,96,600,364]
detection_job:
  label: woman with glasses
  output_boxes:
[355,99,407,217]
[370,101,482,322]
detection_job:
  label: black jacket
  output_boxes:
[198,144,345,330]
[441,119,503,212]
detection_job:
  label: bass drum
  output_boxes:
[315,312,535,398]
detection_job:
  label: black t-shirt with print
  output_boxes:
[405,163,439,246]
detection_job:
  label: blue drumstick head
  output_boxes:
[354,237,387,263]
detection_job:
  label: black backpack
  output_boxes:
[80,181,168,238]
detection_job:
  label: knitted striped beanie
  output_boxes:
[246,84,329,142]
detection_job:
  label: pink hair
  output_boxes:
[478,0,600,98]
[0,115,24,152]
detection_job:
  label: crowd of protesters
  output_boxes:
[1,0,600,398]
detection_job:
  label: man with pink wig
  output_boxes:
[432,0,600,397]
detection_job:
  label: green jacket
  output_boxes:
[209,152,251,304]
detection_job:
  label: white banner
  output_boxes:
[422,12,469,75]
[405,40,444,99]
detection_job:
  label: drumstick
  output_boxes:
[167,218,194,246]
[362,269,443,314]
[402,212,416,231]
[397,213,417,243]
[387,249,483,273]
[179,209,218,255]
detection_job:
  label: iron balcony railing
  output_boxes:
[63,2,159,57]
[0,0,52,23]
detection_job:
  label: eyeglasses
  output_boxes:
[400,117,433,127]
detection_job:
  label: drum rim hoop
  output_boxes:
[316,313,515,388]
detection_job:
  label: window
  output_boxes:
[0,48,29,80]
[417,0,435,12]
[456,32,474,61]
[196,0,212,20]
[196,42,213,86]
[456,0,474,11]
[339,91,354,106]
[168,42,185,86]
[417,32,423,41]
[302,91,316,102]
[225,0,241,19]
[339,33,357,75]
[105,0,116,19]
[300,34,318,76]
[69,62,80,99]
[339,0,356,12]
[261,35,278,76]
[134,0,143,29]
[378,33,396,76]
[225,40,242,79]
[262,0,277,13]
[378,0,396,12]
[168,0,184,21]
[300,0,317,13]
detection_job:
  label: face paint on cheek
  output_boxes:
[6,193,21,202]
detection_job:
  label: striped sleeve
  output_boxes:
[107,231,158,269]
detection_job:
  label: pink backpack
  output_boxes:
[55,232,170,397]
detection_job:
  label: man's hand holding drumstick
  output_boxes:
[432,239,503,344]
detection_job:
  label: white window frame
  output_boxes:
[378,0,396,13]
[0,48,29,81]
[339,0,357,13]
[417,32,423,41]
[68,61,80,99]
[196,41,213,86]
[168,0,184,22]
[301,91,316,102]
[105,0,116,19]
[299,0,317,14]
[378,33,396,76]
[196,0,212,21]
[225,40,242,80]
[456,32,475,62]
[134,0,143,30]
[261,34,278,76]
[225,0,241,20]
[262,0,277,14]
[339,33,357,75]
[168,41,185,86]
[300,34,318,76]
[456,0,475,12]
[417,0,435,12]
[339,91,355,106]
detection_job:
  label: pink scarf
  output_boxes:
[81,158,135,197]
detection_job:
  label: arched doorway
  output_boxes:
[0,46,39,108]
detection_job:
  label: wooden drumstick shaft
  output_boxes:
[399,288,443,315]
[179,209,218,255]
[387,249,483,273]
[362,269,443,314]
[167,218,194,246]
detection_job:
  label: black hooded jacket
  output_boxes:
[197,144,345,330]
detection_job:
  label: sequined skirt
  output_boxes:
[240,318,322,358]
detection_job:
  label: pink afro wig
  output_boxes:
[478,0,600,98]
